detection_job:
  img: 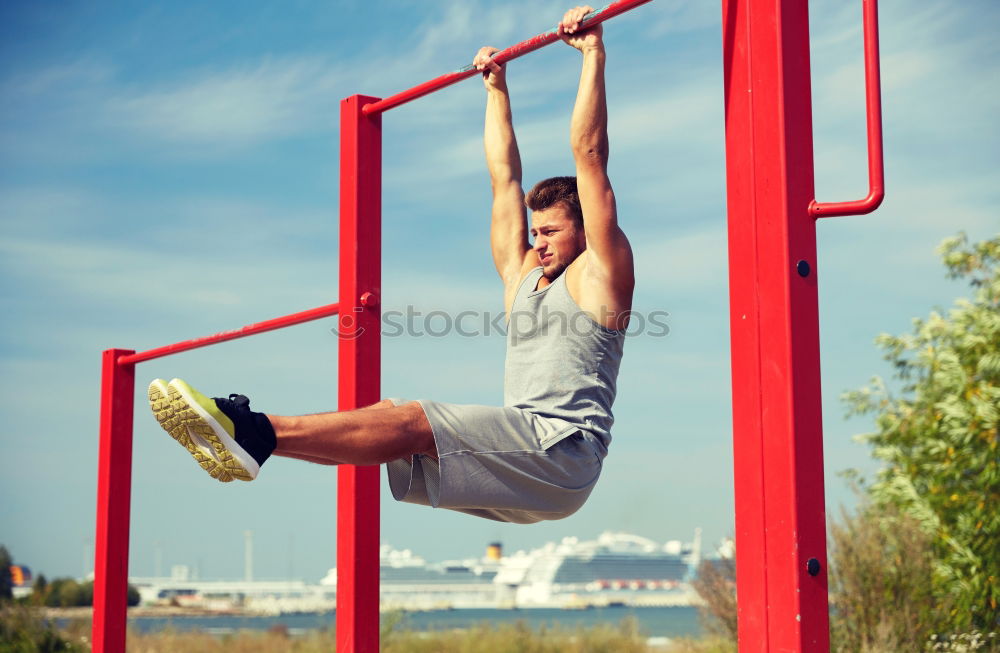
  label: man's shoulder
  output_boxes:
[509,256,542,289]
[503,259,543,315]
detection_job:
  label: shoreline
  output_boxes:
[42,606,253,619]
[42,602,701,620]
[38,605,706,647]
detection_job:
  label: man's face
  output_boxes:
[530,205,587,279]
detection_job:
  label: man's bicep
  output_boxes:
[575,161,622,259]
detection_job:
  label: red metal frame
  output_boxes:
[810,0,884,218]
[91,305,345,652]
[723,0,830,648]
[335,94,382,653]
[93,349,134,653]
[722,0,881,651]
[362,0,653,116]
[93,0,882,650]
[119,303,341,365]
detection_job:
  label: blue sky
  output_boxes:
[1,0,997,583]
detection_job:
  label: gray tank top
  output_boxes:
[503,266,626,448]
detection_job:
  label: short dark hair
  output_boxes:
[525,176,583,227]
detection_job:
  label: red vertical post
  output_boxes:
[722,0,830,651]
[336,94,382,652]
[92,349,135,653]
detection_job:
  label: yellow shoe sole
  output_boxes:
[148,378,259,482]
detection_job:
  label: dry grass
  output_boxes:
[44,614,727,653]
[125,627,334,653]
[381,618,649,653]
[3,606,726,653]
[121,619,651,653]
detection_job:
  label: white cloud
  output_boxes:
[106,57,343,146]
[0,237,244,310]
[0,188,344,341]
[610,82,721,152]
[641,0,718,36]
[1,59,114,99]
[633,224,729,295]
[0,187,100,230]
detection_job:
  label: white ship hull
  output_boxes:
[128,531,706,613]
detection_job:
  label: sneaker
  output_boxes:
[148,378,276,482]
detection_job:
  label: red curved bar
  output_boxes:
[118,302,340,365]
[810,0,884,218]
[362,0,654,116]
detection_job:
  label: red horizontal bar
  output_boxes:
[118,302,340,365]
[362,0,654,115]
[809,0,884,218]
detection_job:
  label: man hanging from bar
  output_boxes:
[147,5,634,524]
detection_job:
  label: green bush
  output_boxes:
[43,579,92,608]
[127,584,141,607]
[0,546,13,603]
[29,577,138,608]
[828,500,946,651]
[0,604,85,653]
[691,558,736,641]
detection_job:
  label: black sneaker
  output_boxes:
[148,378,276,482]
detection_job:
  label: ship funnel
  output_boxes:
[486,542,503,561]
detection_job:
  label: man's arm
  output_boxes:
[475,47,531,295]
[559,7,634,295]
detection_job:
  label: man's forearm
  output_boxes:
[570,47,608,166]
[484,88,522,188]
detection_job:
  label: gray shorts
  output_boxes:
[385,399,608,524]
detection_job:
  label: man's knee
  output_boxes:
[396,401,435,458]
[371,399,434,457]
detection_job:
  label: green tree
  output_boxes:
[43,578,77,608]
[31,574,48,606]
[44,579,96,608]
[843,232,1000,632]
[0,546,12,602]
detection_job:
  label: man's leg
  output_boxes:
[149,378,435,482]
[279,451,341,465]
[274,400,409,466]
[269,400,436,466]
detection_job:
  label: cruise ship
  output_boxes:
[322,543,503,610]
[496,531,701,608]
[128,531,704,613]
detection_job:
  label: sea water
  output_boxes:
[125,606,702,638]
